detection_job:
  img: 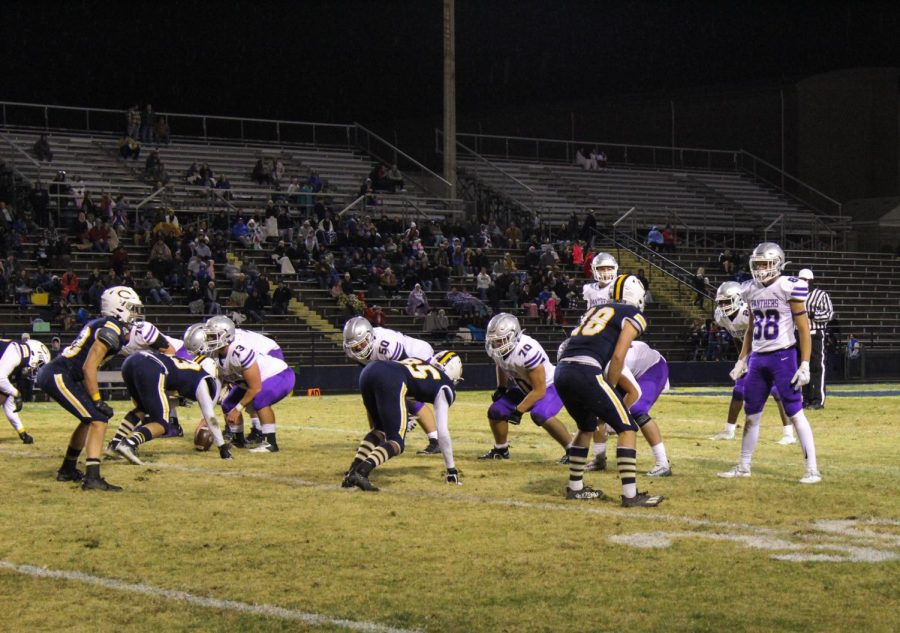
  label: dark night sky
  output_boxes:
[2,1,899,126]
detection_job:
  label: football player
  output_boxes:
[36,286,140,491]
[187,316,294,453]
[718,243,821,484]
[343,316,443,454]
[343,351,462,491]
[0,338,50,443]
[478,313,573,460]
[582,252,618,308]
[555,274,664,507]
[711,281,795,443]
[114,350,231,464]
[206,315,283,445]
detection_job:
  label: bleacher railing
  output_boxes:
[736,150,843,217]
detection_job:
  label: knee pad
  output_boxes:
[529,413,546,427]
[634,413,652,428]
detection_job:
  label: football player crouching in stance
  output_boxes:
[113,350,231,465]
[36,286,140,491]
[0,338,50,444]
[479,313,573,461]
[343,352,462,492]
[188,317,295,453]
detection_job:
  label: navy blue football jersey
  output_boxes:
[361,359,456,405]
[121,351,212,399]
[51,317,126,381]
[559,303,647,367]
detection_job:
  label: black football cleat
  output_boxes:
[565,485,607,500]
[478,447,510,460]
[557,453,571,465]
[56,468,84,482]
[19,432,34,444]
[245,428,264,445]
[345,471,379,492]
[82,477,123,492]
[621,491,665,507]
[584,454,607,472]
[416,438,441,455]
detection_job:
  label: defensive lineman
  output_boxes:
[0,338,50,443]
[718,243,821,484]
[479,313,573,460]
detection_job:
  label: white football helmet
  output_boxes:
[591,252,618,285]
[182,323,206,356]
[611,274,646,311]
[485,313,522,359]
[749,242,786,284]
[431,350,463,384]
[716,281,744,316]
[24,339,51,376]
[100,286,143,324]
[204,316,236,353]
[343,316,375,362]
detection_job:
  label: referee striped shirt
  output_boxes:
[806,287,834,333]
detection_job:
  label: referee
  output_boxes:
[798,268,833,409]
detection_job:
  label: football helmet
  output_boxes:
[100,286,143,324]
[611,274,646,311]
[715,281,744,316]
[343,316,375,362]
[183,323,207,356]
[485,313,522,359]
[591,252,619,285]
[431,350,463,384]
[204,316,236,353]
[749,242,786,284]
[24,339,50,376]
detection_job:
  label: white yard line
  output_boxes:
[0,560,422,633]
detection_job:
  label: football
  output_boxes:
[193,421,214,452]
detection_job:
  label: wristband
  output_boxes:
[235,403,245,413]
[91,393,102,402]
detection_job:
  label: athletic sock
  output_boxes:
[790,411,818,471]
[61,445,81,473]
[740,413,762,468]
[353,430,381,465]
[261,423,277,447]
[111,413,139,446]
[594,441,607,457]
[617,447,637,498]
[782,424,795,438]
[251,417,262,431]
[426,431,438,440]
[650,442,669,468]
[494,441,510,451]
[723,422,737,435]
[126,426,154,448]
[360,442,400,475]
[85,458,101,481]
[566,445,589,491]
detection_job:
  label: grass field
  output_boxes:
[1,387,898,633]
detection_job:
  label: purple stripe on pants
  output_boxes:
[743,349,802,416]
[223,368,296,413]
[488,384,564,426]
[631,359,668,417]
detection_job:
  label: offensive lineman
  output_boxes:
[343,316,443,454]
[343,352,462,491]
[478,313,573,460]
[718,243,821,484]
[0,338,50,443]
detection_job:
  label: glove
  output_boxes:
[445,468,461,485]
[406,415,418,433]
[491,386,507,402]
[729,357,748,381]
[218,443,233,460]
[507,409,523,425]
[13,395,24,413]
[95,400,114,418]
[791,361,810,390]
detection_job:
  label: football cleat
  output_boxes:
[799,469,822,484]
[478,447,510,460]
[565,485,607,500]
[557,454,571,465]
[56,468,84,482]
[717,464,751,478]
[249,442,279,453]
[104,441,122,459]
[647,464,673,477]
[19,432,34,444]
[116,443,144,466]
[710,431,735,441]
[81,477,123,492]
[776,435,797,445]
[416,438,441,455]
[245,428,264,445]
[345,470,379,492]
[621,491,665,507]
[584,454,607,471]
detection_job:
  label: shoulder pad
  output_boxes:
[96,327,122,352]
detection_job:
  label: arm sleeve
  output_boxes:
[0,345,22,397]
[433,388,455,470]
[195,379,225,447]
[96,327,122,353]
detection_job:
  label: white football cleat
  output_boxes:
[711,431,735,441]
[717,464,751,478]
[249,441,279,453]
[776,435,797,445]
[799,469,822,484]
[647,464,673,477]
[116,443,144,466]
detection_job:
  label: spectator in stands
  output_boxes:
[126,104,141,138]
[364,304,386,328]
[246,217,264,249]
[29,180,50,226]
[88,219,111,253]
[60,270,79,303]
[244,288,266,323]
[214,173,233,200]
[646,225,664,251]
[406,283,429,318]
[307,169,323,193]
[187,280,205,314]
[140,104,156,143]
[661,224,677,252]
[386,164,405,192]
[580,210,597,243]
[70,175,85,210]
[205,280,222,315]
[424,308,449,339]
[155,116,170,145]
[110,244,129,276]
[590,147,605,169]
[476,266,492,301]
[32,134,53,162]
[149,237,174,280]
[846,333,861,360]
[691,266,709,308]
[251,158,271,185]
[719,248,736,275]
[185,162,202,185]
[144,149,167,183]
[143,271,173,305]
[119,136,141,160]
[575,148,596,170]
[271,281,292,315]
[231,216,251,248]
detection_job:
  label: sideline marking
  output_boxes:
[670,389,900,397]
[0,560,422,633]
